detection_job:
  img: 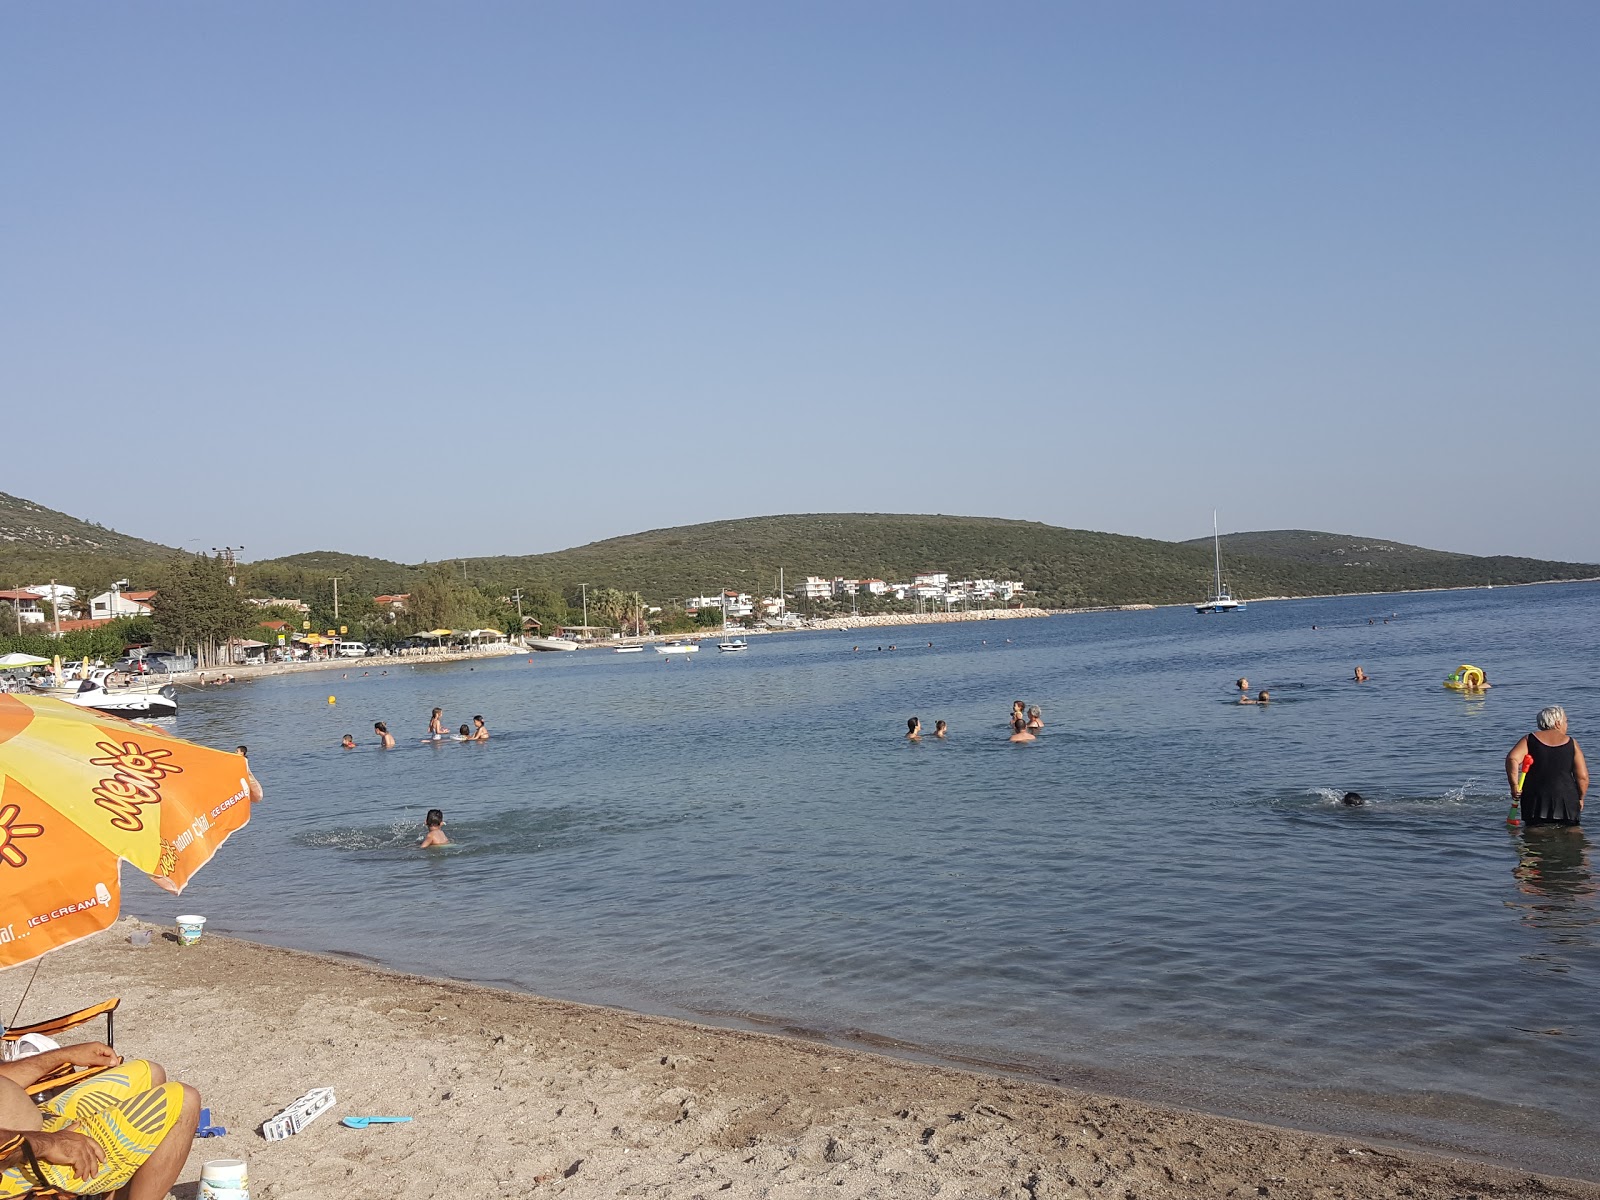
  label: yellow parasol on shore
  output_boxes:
[0,694,258,968]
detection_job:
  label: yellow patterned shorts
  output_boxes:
[0,1061,185,1197]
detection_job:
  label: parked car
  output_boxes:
[336,642,369,658]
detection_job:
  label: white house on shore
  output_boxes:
[794,576,832,601]
[23,584,77,609]
[89,588,156,618]
[0,590,47,623]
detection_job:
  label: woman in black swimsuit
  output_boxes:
[1507,706,1589,826]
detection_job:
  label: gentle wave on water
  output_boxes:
[144,582,1600,1178]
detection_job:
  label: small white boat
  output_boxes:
[717,639,748,652]
[655,641,700,655]
[614,646,645,654]
[524,637,579,652]
[1195,511,1247,614]
[44,671,179,718]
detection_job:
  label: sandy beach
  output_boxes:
[14,919,1595,1200]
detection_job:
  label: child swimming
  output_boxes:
[418,809,449,848]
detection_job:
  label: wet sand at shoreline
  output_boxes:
[19,920,1597,1199]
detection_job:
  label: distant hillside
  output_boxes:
[1,494,1595,612]
[434,514,1597,608]
[450,514,1210,607]
[0,492,171,557]
[244,551,418,600]
[0,492,175,598]
[1185,529,1590,594]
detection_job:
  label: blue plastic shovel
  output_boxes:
[340,1116,412,1128]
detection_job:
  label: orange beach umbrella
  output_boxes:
[0,694,258,968]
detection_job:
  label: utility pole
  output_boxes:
[581,583,588,631]
[212,546,244,588]
[51,579,61,637]
[331,577,340,621]
[511,589,524,627]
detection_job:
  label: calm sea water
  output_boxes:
[136,583,1600,1177]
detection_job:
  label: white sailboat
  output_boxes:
[1195,511,1246,614]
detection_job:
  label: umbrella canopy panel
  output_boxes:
[0,694,256,967]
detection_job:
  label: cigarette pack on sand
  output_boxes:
[261,1088,336,1141]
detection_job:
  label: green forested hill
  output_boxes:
[0,491,176,600]
[0,496,1594,613]
[446,514,1593,607]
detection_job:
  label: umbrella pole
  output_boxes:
[9,956,45,1029]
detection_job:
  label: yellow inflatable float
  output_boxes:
[1444,664,1488,690]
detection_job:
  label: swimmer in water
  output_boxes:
[236,746,264,803]
[907,717,922,741]
[1008,716,1035,743]
[1011,700,1026,724]
[341,734,356,749]
[456,723,472,741]
[1237,678,1250,691]
[472,715,489,741]
[375,721,395,748]
[1239,690,1271,705]
[934,720,947,739]
[1353,666,1368,682]
[428,708,445,739]
[418,808,449,848]
[1342,792,1366,806]
[1027,705,1043,731]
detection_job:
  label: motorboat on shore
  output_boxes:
[1196,511,1247,614]
[717,639,748,652]
[524,636,579,652]
[655,641,700,655]
[36,670,179,718]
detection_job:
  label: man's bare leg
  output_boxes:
[115,1081,199,1200]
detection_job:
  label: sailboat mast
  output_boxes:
[1213,510,1223,594]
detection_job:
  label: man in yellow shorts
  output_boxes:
[0,1041,198,1199]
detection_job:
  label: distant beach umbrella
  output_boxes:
[0,694,258,968]
[0,654,51,669]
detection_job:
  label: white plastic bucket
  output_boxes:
[199,1158,247,1200]
[175,915,206,946]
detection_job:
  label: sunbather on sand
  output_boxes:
[0,1042,199,1200]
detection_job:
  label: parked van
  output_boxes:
[337,642,369,657]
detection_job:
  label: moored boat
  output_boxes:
[1196,511,1247,614]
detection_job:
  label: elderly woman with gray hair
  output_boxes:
[1507,706,1589,826]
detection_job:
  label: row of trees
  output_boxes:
[0,614,154,663]
[150,554,254,668]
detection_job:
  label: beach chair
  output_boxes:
[3,999,119,1098]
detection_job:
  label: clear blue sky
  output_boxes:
[5,3,1596,563]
